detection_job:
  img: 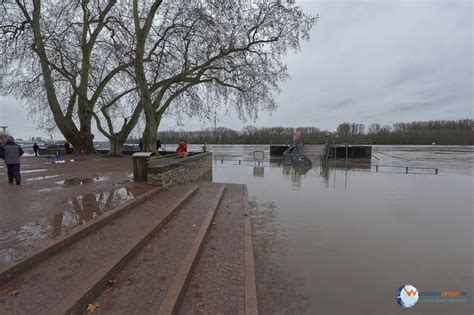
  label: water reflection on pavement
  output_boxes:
[0,185,149,268]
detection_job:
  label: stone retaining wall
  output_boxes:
[147,152,212,187]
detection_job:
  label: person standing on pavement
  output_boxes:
[64,141,71,154]
[0,136,24,185]
[156,138,161,151]
[33,142,40,156]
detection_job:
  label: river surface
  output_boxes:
[206,145,473,315]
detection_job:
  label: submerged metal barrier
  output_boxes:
[324,161,439,175]
[212,156,440,175]
[373,164,439,174]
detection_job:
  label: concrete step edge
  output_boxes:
[243,186,258,315]
[0,187,161,286]
[51,185,200,315]
[157,185,226,315]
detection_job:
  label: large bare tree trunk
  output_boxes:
[107,133,126,157]
[142,118,158,152]
[72,134,96,154]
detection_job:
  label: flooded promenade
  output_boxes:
[210,144,473,314]
[0,145,472,314]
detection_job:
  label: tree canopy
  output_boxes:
[0,0,316,154]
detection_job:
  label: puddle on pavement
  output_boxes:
[0,185,152,267]
[36,187,63,193]
[0,169,48,176]
[26,175,60,182]
[56,176,107,186]
[115,179,133,186]
[21,169,48,174]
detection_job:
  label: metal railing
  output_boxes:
[330,139,372,145]
[283,140,307,164]
[372,164,439,174]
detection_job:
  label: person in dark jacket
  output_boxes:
[0,136,24,185]
[64,141,72,154]
[156,139,161,151]
[139,139,143,152]
[33,142,40,156]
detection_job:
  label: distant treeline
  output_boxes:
[148,119,473,145]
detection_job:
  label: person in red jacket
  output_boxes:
[176,139,188,157]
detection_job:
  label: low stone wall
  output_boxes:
[147,152,212,187]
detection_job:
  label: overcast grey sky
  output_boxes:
[0,0,472,141]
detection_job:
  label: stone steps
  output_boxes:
[0,185,198,314]
[0,183,258,315]
[178,184,257,315]
[90,183,226,314]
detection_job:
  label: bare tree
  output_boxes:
[1,0,316,154]
[131,0,316,151]
[0,0,141,154]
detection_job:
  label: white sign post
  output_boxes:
[253,150,264,166]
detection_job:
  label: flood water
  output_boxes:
[208,145,473,314]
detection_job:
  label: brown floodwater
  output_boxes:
[210,145,473,314]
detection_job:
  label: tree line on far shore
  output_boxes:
[148,119,473,145]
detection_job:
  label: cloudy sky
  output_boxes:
[0,0,472,140]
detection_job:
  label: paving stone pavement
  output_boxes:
[91,183,224,314]
[178,184,246,315]
[0,184,193,314]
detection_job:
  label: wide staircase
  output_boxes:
[0,183,257,314]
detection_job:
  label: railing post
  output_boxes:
[345,145,348,165]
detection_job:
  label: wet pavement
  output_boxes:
[0,156,152,268]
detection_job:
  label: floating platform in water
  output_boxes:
[270,140,291,156]
[270,145,289,156]
[321,140,372,163]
